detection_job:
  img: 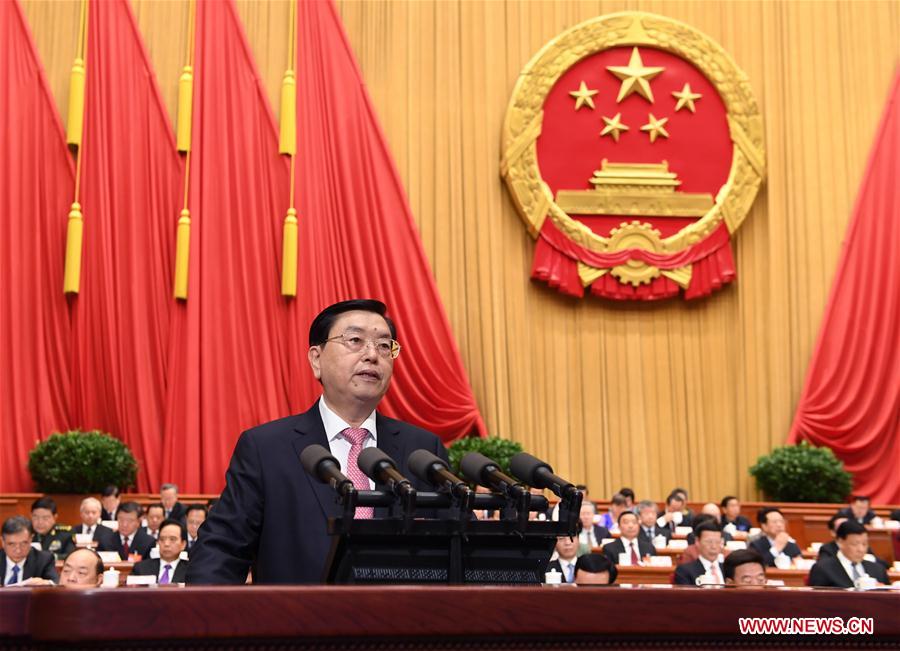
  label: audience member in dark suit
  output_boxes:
[2,516,59,586]
[185,504,208,555]
[546,535,579,583]
[30,497,74,560]
[720,496,752,532]
[836,495,877,525]
[748,507,802,567]
[132,520,188,584]
[99,502,155,560]
[637,500,672,546]
[578,502,611,551]
[657,492,692,534]
[187,300,449,584]
[685,513,733,546]
[160,484,187,522]
[809,521,889,588]
[674,522,725,585]
[575,553,617,585]
[100,485,121,522]
[723,549,767,587]
[144,504,165,540]
[603,511,655,566]
[72,497,116,549]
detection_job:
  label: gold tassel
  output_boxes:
[63,202,84,294]
[281,208,298,297]
[176,65,193,152]
[173,209,191,299]
[279,70,297,155]
[66,57,86,147]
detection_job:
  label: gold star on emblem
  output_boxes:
[606,47,664,104]
[672,83,702,113]
[569,81,599,110]
[599,113,629,142]
[640,113,669,143]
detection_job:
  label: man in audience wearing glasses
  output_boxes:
[1,516,58,586]
[187,299,447,585]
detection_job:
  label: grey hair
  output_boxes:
[160,483,179,493]
[2,515,33,537]
[637,499,657,513]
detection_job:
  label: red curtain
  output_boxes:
[789,71,900,504]
[0,0,74,491]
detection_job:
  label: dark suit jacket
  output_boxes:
[72,523,116,549]
[586,524,611,545]
[749,536,802,567]
[808,556,889,588]
[721,515,752,531]
[186,401,448,585]
[165,502,187,523]
[546,558,577,583]
[131,558,189,583]
[638,525,672,547]
[835,507,876,525]
[673,558,724,586]
[602,537,656,565]
[0,548,59,585]
[101,508,116,522]
[100,528,156,560]
[817,540,889,569]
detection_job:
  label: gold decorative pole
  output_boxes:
[173,0,196,300]
[280,0,299,297]
[63,0,89,294]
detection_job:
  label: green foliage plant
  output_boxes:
[28,430,138,493]
[749,440,852,503]
[447,435,524,476]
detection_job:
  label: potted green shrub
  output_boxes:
[447,436,523,476]
[749,440,852,503]
[28,430,138,494]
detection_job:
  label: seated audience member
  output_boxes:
[131,519,188,584]
[749,507,802,567]
[657,492,691,533]
[672,488,696,524]
[100,502,155,560]
[1,516,59,586]
[808,521,889,588]
[575,553,617,585]
[674,522,725,585]
[31,497,74,560]
[160,483,187,522]
[836,495,877,525]
[598,493,628,533]
[617,488,636,511]
[686,510,733,546]
[59,548,104,588]
[680,514,731,564]
[602,511,655,566]
[72,497,116,549]
[144,504,165,540]
[185,504,208,553]
[720,496,752,532]
[547,535,579,583]
[723,549,767,587]
[578,502,611,551]
[100,485,121,522]
[819,514,888,569]
[637,499,672,546]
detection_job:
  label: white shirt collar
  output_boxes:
[319,396,378,443]
[699,555,723,571]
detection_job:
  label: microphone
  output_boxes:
[459,452,528,499]
[300,444,353,497]
[357,447,416,498]
[509,452,579,499]
[408,449,472,501]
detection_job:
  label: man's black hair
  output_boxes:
[757,507,782,526]
[185,504,208,517]
[116,501,143,518]
[308,299,396,346]
[618,488,635,501]
[723,549,766,580]
[850,495,870,503]
[574,552,617,584]
[31,497,58,514]
[617,509,638,525]
[159,518,188,542]
[102,485,120,498]
[2,515,33,537]
[836,520,866,540]
[694,520,722,539]
[827,513,845,531]
[146,503,165,515]
[666,492,684,505]
[720,495,738,508]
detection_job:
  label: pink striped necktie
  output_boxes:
[342,428,374,519]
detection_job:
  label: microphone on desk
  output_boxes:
[300,444,354,498]
[408,449,473,503]
[357,448,416,499]
[459,452,528,499]
[509,452,579,500]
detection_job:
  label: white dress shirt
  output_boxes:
[157,558,181,583]
[558,557,577,583]
[4,557,25,585]
[319,397,378,489]
[620,537,642,566]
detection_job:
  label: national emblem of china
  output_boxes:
[501,13,765,300]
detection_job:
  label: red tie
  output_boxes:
[122,536,130,558]
[342,428,374,519]
[630,541,639,565]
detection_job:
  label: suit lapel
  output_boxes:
[291,403,343,520]
[374,414,402,518]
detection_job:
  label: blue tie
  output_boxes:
[8,565,20,585]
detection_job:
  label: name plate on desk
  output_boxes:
[126,575,156,586]
[98,551,122,564]
[675,526,693,537]
[648,555,672,567]
[668,539,688,550]
[101,520,118,532]
[725,541,747,551]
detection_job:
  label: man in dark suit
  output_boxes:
[577,502,611,550]
[674,521,725,585]
[818,514,889,569]
[2,516,59,586]
[30,497,74,560]
[602,511,655,566]
[637,500,671,547]
[749,507,802,567]
[836,495,877,525]
[132,520,188,584]
[809,521,890,588]
[72,497,116,549]
[99,502,155,560]
[720,496,752,532]
[657,492,692,534]
[546,535,579,583]
[160,484,187,522]
[100,485,120,522]
[187,299,449,585]
[184,504,207,555]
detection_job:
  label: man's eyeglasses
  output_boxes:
[322,332,401,359]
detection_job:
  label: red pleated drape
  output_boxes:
[68,0,181,490]
[0,0,74,491]
[788,72,900,504]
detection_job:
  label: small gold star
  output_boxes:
[672,83,702,113]
[569,81,599,110]
[640,113,669,143]
[606,47,664,104]
[599,113,629,142]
